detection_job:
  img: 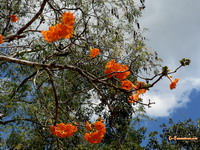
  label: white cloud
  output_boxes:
[143,76,200,117]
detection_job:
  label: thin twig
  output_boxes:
[10,71,37,99]
[4,0,49,42]
[0,118,43,126]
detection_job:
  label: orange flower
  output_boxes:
[105,59,116,69]
[104,60,119,78]
[42,12,74,42]
[86,121,92,131]
[121,80,133,91]
[104,67,117,78]
[128,81,147,104]
[41,23,74,42]
[10,15,19,22]
[115,64,130,80]
[104,60,130,80]
[50,123,77,138]
[136,89,146,95]
[133,81,146,89]
[133,81,146,94]
[90,48,100,58]
[0,34,3,44]
[128,94,139,104]
[170,78,179,90]
[50,125,56,134]
[84,131,104,144]
[129,94,139,101]
[93,121,106,132]
[84,120,106,144]
[62,12,75,26]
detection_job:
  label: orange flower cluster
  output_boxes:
[10,15,19,22]
[133,81,147,94]
[104,60,135,91]
[90,48,100,58]
[121,80,133,91]
[41,12,74,42]
[104,60,130,80]
[50,123,77,138]
[0,34,3,44]
[84,121,106,144]
[104,60,148,103]
[128,81,147,104]
[170,78,179,90]
[129,94,139,103]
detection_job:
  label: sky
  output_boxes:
[138,0,200,120]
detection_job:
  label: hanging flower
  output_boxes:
[170,78,179,90]
[10,15,19,22]
[90,48,100,58]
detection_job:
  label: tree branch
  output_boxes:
[0,55,139,93]
[17,0,49,35]
[46,68,59,125]
[4,0,49,42]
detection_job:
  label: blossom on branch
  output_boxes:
[121,80,134,91]
[84,121,106,144]
[104,59,130,80]
[90,48,100,58]
[116,64,130,80]
[86,121,92,131]
[10,15,19,22]
[0,35,3,44]
[128,94,139,104]
[133,81,147,94]
[128,81,147,104]
[50,123,77,138]
[62,12,75,26]
[170,78,179,90]
[41,12,74,42]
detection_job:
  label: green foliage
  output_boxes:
[180,58,191,66]
[146,119,200,150]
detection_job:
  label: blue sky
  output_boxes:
[137,0,200,138]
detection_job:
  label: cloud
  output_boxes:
[142,76,200,117]
[142,78,190,117]
[138,0,200,117]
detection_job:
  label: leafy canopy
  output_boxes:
[0,0,190,149]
